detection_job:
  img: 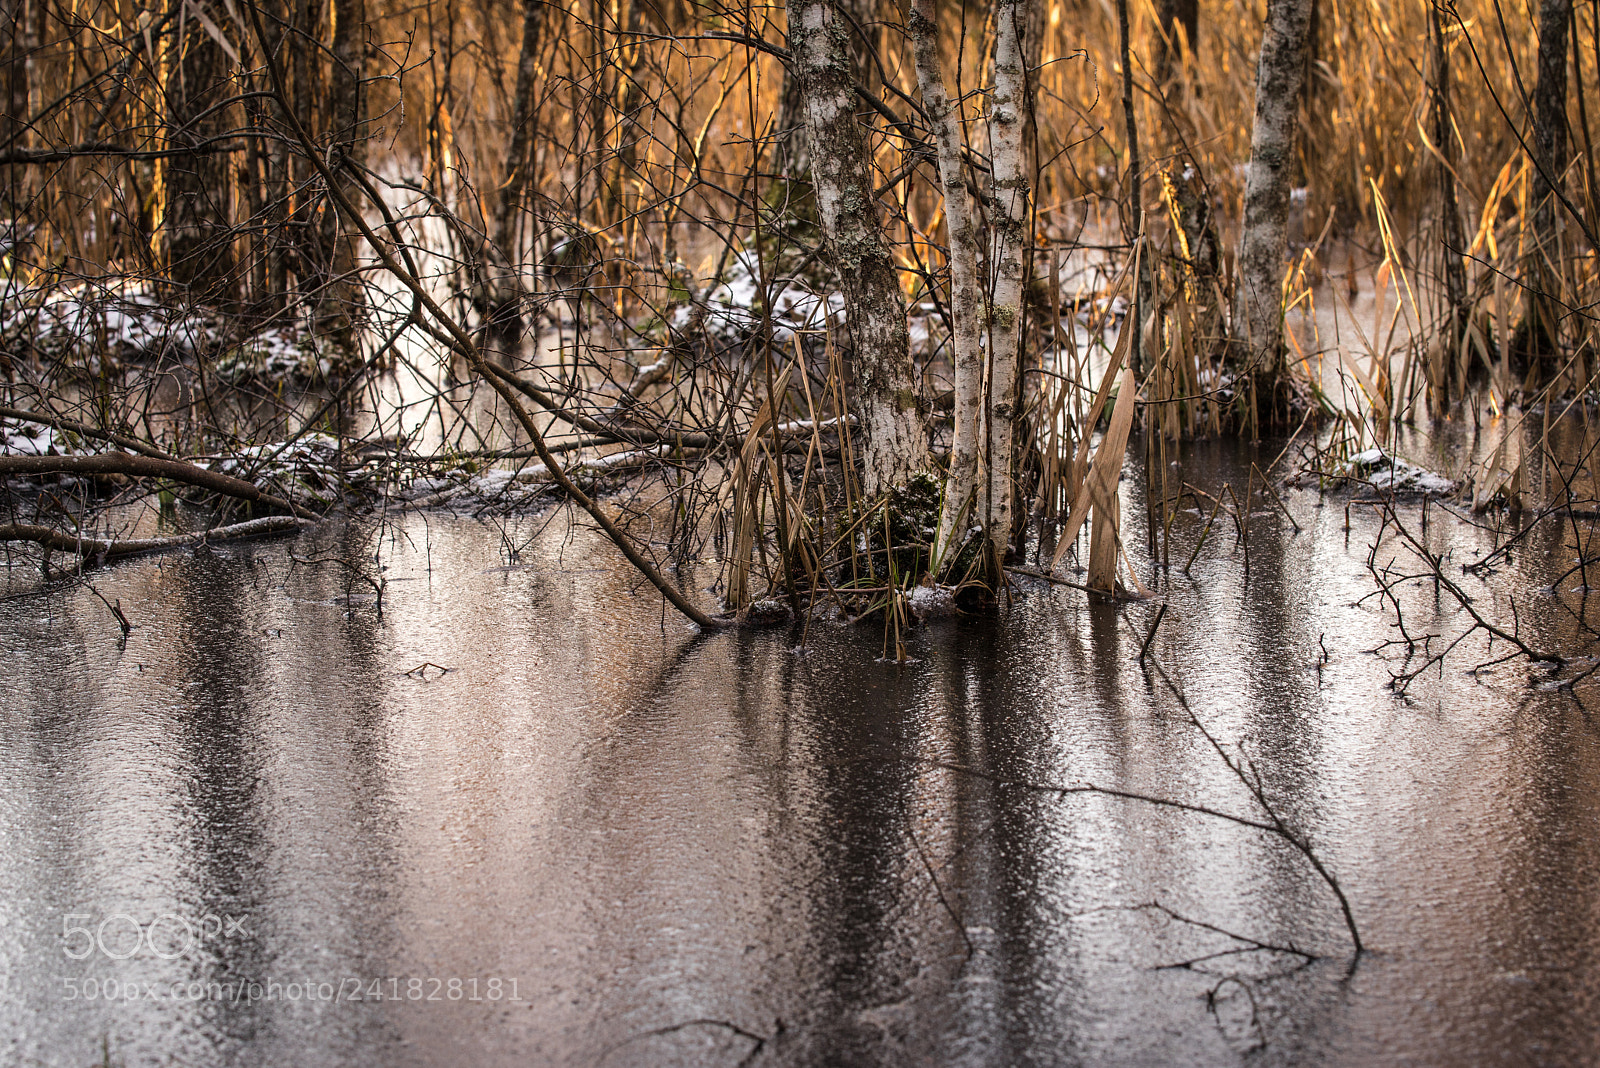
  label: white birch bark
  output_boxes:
[909,0,983,572]
[1236,0,1315,375]
[983,0,1031,569]
[790,0,928,495]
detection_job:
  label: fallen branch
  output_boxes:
[0,515,305,558]
[1137,602,1168,662]
[0,453,318,519]
[1070,901,1317,971]
[481,361,849,453]
[917,710,1363,958]
[1369,500,1564,692]
[1147,663,1363,957]
[594,1018,767,1068]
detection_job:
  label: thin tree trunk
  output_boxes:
[1237,0,1316,377]
[0,0,29,228]
[791,0,927,494]
[292,0,319,297]
[164,0,237,304]
[608,0,650,225]
[983,0,1031,570]
[1430,0,1468,382]
[1531,0,1572,223]
[776,43,811,182]
[258,0,294,308]
[483,0,546,365]
[0,0,24,142]
[1116,0,1145,378]
[840,0,880,95]
[320,0,366,359]
[911,0,983,571]
[1155,0,1198,86]
[1520,0,1573,376]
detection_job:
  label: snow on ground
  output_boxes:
[216,434,347,505]
[0,280,200,372]
[1,278,338,383]
[403,445,676,511]
[1,421,60,455]
[671,250,845,346]
[1342,448,1459,496]
[907,583,957,619]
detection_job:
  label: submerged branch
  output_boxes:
[915,678,1365,960]
[0,516,305,559]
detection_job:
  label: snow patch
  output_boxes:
[0,280,205,370]
[1343,448,1458,496]
[1,420,61,456]
[907,584,957,619]
[216,433,346,504]
[1,278,343,383]
[671,250,844,346]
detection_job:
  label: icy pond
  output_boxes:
[3,437,1600,1067]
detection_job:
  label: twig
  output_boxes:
[909,830,976,961]
[1138,602,1168,662]
[593,1018,768,1067]
[401,662,453,679]
[1010,564,1141,601]
[1252,463,1301,533]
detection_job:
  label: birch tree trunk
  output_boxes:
[790,0,927,494]
[983,0,1031,570]
[910,0,983,572]
[1236,0,1315,377]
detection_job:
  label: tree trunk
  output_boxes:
[0,0,23,140]
[1236,0,1316,377]
[164,0,237,304]
[1430,0,1468,394]
[840,0,881,95]
[983,0,1031,571]
[319,0,367,359]
[1520,0,1573,376]
[1116,0,1146,380]
[0,0,27,145]
[482,0,546,365]
[0,0,30,223]
[911,0,982,572]
[1155,0,1198,85]
[775,48,811,182]
[607,0,650,226]
[790,0,927,494]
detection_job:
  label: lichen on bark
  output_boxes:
[789,0,928,496]
[1236,0,1316,377]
